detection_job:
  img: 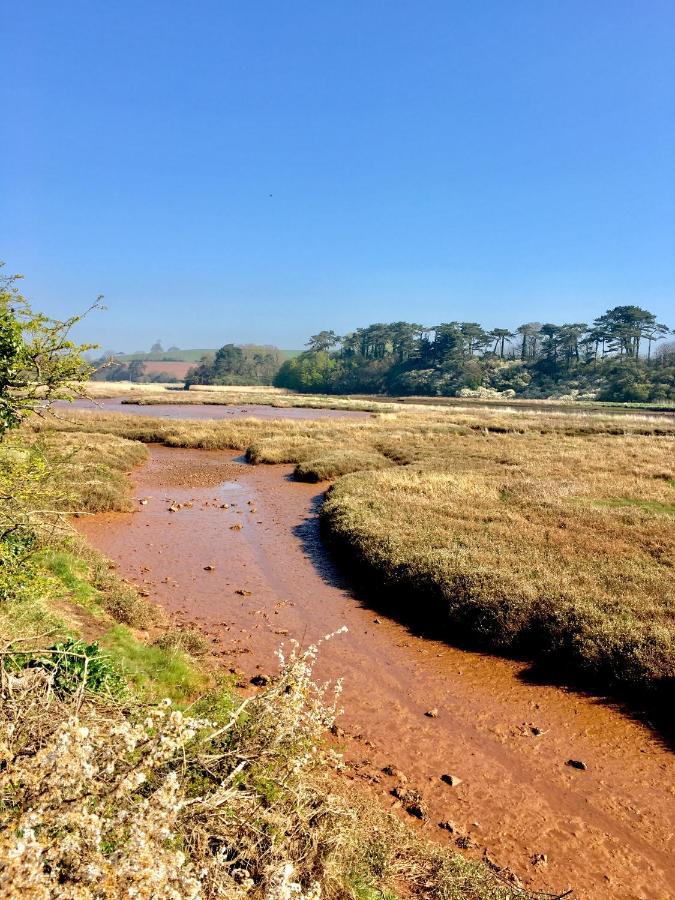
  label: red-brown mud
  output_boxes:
[77,447,675,899]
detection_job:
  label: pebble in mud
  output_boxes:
[455,835,476,849]
[440,773,462,787]
[391,786,427,820]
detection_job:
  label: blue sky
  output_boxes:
[2,1,674,351]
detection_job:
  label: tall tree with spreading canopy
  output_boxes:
[305,330,340,353]
[593,306,668,359]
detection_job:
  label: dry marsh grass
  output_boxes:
[23,430,148,515]
[33,403,675,697]
[294,449,394,482]
[322,464,674,691]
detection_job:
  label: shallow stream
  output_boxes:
[75,441,674,898]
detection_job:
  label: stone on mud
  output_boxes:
[440,773,462,787]
[392,786,427,820]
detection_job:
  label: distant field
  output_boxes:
[141,360,194,379]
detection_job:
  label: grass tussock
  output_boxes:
[294,450,394,482]
[154,625,212,656]
[39,430,148,514]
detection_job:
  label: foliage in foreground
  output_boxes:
[0,638,519,900]
[0,265,99,435]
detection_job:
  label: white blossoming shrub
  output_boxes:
[1,633,517,899]
[1,687,205,897]
[0,639,343,899]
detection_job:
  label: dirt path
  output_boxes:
[76,446,675,899]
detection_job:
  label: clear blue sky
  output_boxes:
[2,1,674,351]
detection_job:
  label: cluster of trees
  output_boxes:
[274,306,674,403]
[147,340,182,356]
[91,359,181,383]
[185,344,285,387]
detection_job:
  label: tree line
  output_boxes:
[91,359,181,383]
[184,344,285,387]
[274,305,674,403]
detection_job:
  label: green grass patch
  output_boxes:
[100,624,210,702]
[41,549,100,607]
[17,547,212,705]
[590,497,675,515]
[347,875,398,900]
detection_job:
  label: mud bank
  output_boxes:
[62,398,371,420]
[76,447,675,899]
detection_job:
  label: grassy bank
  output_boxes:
[321,466,673,695]
[1,428,524,898]
[31,402,675,704]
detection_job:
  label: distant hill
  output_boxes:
[116,349,217,363]
[115,347,299,364]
